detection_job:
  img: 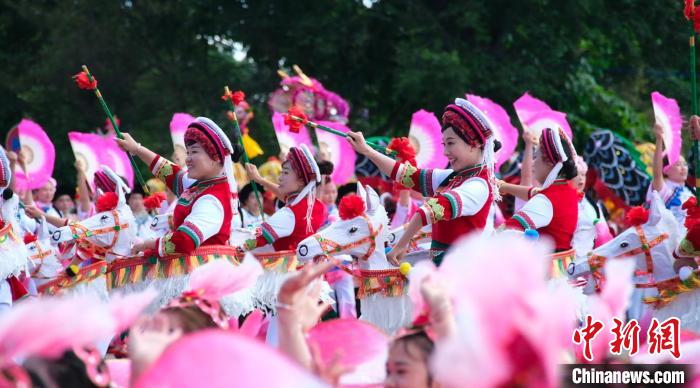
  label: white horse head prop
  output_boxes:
[25,217,63,284]
[51,166,136,262]
[569,191,678,282]
[297,184,391,270]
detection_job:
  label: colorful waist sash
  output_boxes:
[107,245,241,289]
[356,268,408,299]
[253,250,298,273]
[643,270,700,309]
[549,249,576,279]
[38,261,108,296]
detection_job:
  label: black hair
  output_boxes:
[126,184,145,201]
[558,140,578,180]
[391,331,435,384]
[231,142,244,163]
[2,188,13,201]
[238,182,265,204]
[336,182,358,205]
[25,351,102,388]
[317,160,334,176]
[440,126,502,152]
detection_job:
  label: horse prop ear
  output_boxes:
[356,183,368,209]
[364,185,380,213]
[38,216,50,240]
[648,190,664,226]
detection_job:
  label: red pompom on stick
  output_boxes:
[338,194,366,220]
[144,192,167,211]
[387,137,417,166]
[73,70,98,90]
[284,106,308,134]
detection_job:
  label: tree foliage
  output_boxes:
[0,0,692,185]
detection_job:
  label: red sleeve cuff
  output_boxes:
[149,155,162,172]
[390,162,401,181]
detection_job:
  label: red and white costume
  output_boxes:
[390,98,499,263]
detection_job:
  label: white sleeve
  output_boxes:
[178,194,225,243]
[430,169,455,194]
[451,177,490,217]
[512,194,554,229]
[259,207,295,244]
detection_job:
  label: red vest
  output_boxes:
[273,196,327,251]
[173,176,232,246]
[432,167,493,250]
[538,181,579,251]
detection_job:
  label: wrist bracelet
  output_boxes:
[275,302,293,311]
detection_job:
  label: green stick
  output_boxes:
[692,32,699,199]
[223,87,265,221]
[81,65,149,195]
[288,115,396,157]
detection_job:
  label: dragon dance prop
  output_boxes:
[73,65,148,194]
[222,87,264,220]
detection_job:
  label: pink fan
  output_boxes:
[307,318,388,364]
[651,91,682,169]
[408,110,448,169]
[68,132,103,188]
[315,121,357,185]
[169,113,195,155]
[106,359,131,388]
[466,95,519,169]
[101,136,134,189]
[5,119,55,190]
[513,92,573,139]
[272,112,313,155]
[134,330,325,388]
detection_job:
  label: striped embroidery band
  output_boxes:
[512,211,536,230]
[419,169,434,197]
[260,223,279,244]
[178,221,204,248]
[441,190,463,220]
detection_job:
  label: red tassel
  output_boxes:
[624,206,649,227]
[338,194,366,220]
[284,106,308,134]
[72,71,97,90]
[686,0,695,20]
[96,192,119,213]
[144,192,167,211]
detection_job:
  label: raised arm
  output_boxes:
[651,122,665,192]
[346,131,397,177]
[115,133,158,168]
[75,160,92,214]
[520,130,537,186]
[245,163,283,200]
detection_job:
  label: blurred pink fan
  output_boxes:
[101,136,134,189]
[427,234,578,387]
[5,119,55,191]
[315,121,357,185]
[134,330,326,388]
[514,92,573,139]
[188,255,263,301]
[408,110,448,169]
[307,318,388,367]
[0,294,115,363]
[169,113,195,155]
[466,95,519,169]
[106,359,131,388]
[68,132,104,188]
[272,111,314,155]
[651,91,682,170]
[109,288,158,334]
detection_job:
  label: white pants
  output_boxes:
[0,280,13,315]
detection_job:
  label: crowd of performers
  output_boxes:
[1,87,700,388]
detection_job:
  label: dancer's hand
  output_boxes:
[387,244,407,266]
[653,122,664,141]
[129,314,183,384]
[346,131,372,156]
[690,115,700,141]
[24,205,45,219]
[245,163,263,183]
[277,261,334,331]
[115,133,141,154]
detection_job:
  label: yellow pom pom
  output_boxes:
[399,262,412,276]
